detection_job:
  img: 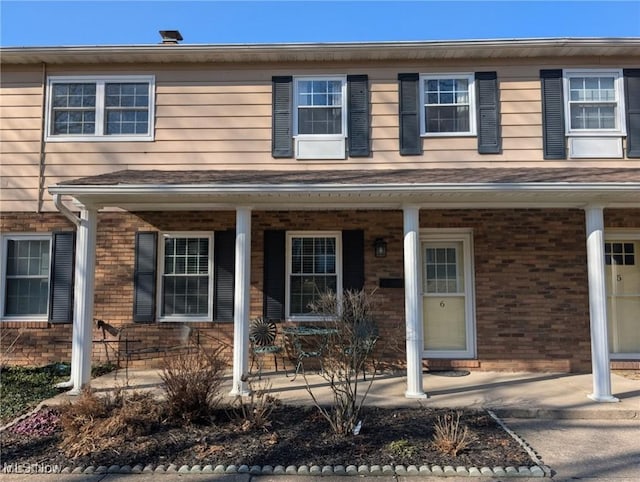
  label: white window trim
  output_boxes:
[563,69,626,137]
[604,229,640,360]
[0,233,52,321]
[45,75,155,142]
[157,232,214,322]
[285,231,342,322]
[420,228,476,359]
[293,75,347,139]
[420,73,477,137]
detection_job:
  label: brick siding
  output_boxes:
[1,209,638,372]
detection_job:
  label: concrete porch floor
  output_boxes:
[52,367,640,419]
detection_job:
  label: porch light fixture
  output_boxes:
[374,238,387,258]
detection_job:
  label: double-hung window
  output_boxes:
[1,235,51,319]
[420,73,476,136]
[293,76,347,159]
[159,233,213,321]
[560,69,626,158]
[286,232,342,319]
[46,75,155,141]
[564,69,625,136]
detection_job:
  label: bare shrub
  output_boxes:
[160,346,226,424]
[431,410,475,457]
[231,374,281,432]
[304,289,379,436]
[59,387,163,458]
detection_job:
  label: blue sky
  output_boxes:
[1,0,639,47]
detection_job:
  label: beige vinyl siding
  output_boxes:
[0,67,43,212]
[1,57,639,212]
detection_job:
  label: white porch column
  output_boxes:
[584,205,618,402]
[70,207,98,394]
[230,207,252,396]
[403,206,427,398]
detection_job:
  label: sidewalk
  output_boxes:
[49,367,640,419]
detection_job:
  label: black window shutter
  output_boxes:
[347,74,370,157]
[398,73,422,155]
[540,69,566,160]
[272,76,293,158]
[342,230,365,292]
[624,69,640,158]
[48,231,75,324]
[476,71,501,154]
[214,230,235,321]
[263,230,286,320]
[133,231,157,323]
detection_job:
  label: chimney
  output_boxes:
[159,30,183,44]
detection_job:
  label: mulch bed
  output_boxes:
[1,405,533,469]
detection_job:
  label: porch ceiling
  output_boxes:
[49,168,640,211]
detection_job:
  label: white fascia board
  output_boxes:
[4,38,640,66]
[49,182,640,196]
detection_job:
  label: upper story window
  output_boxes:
[1,235,51,319]
[294,77,346,136]
[272,75,370,159]
[420,73,476,136]
[292,76,348,159]
[564,69,625,136]
[46,75,155,142]
[159,233,213,321]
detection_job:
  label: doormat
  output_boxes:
[427,369,470,377]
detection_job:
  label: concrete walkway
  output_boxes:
[50,367,640,419]
[3,369,639,481]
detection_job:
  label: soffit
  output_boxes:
[3,38,640,65]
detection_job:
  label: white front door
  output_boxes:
[605,236,640,359]
[421,230,475,358]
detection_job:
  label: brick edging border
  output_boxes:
[49,462,547,477]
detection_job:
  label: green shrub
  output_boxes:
[387,439,420,460]
[0,365,66,424]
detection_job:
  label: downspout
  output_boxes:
[37,62,47,214]
[53,194,81,226]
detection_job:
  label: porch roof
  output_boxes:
[49,168,640,211]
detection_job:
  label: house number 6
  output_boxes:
[440,301,445,308]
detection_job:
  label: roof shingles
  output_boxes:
[60,168,640,187]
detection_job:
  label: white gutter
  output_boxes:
[49,182,640,196]
[2,37,639,53]
[3,37,639,65]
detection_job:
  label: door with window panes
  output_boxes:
[605,239,640,357]
[422,232,475,358]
